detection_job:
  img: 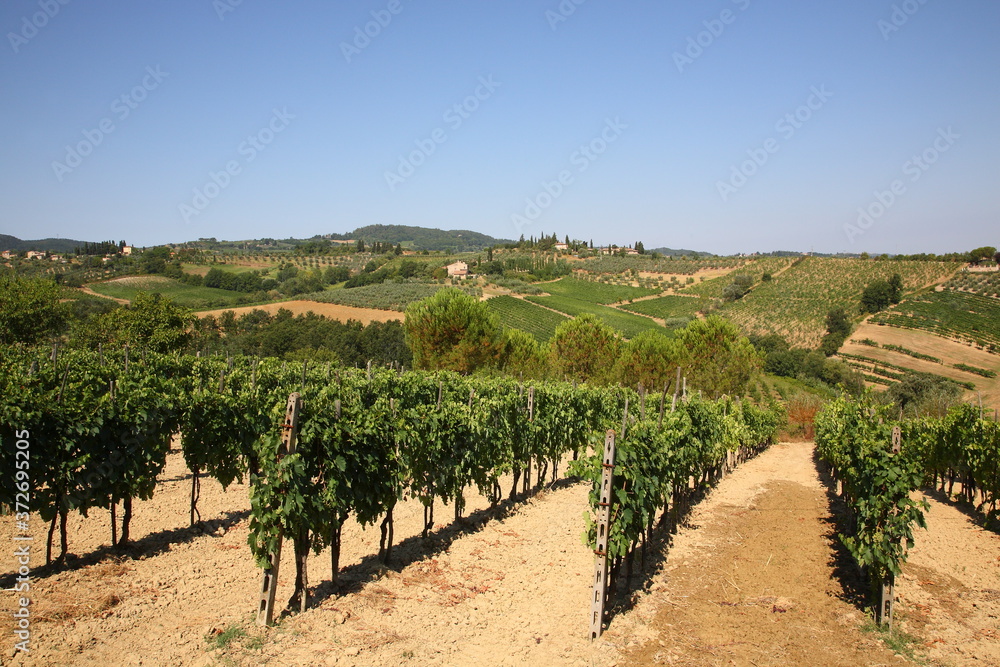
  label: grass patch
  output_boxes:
[206,624,246,650]
[861,619,926,664]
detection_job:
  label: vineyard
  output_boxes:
[941,268,1000,298]
[677,256,794,301]
[870,290,1000,352]
[301,282,481,313]
[0,346,782,632]
[524,295,663,339]
[717,258,960,347]
[483,295,569,342]
[619,294,708,321]
[815,394,1000,623]
[573,255,747,276]
[536,277,658,304]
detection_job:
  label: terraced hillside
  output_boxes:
[573,255,747,276]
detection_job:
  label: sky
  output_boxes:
[1,1,998,256]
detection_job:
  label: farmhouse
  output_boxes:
[1,250,14,259]
[25,250,45,259]
[445,260,469,278]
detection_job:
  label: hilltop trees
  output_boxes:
[967,246,997,265]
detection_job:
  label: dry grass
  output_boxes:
[784,395,824,440]
[33,560,131,623]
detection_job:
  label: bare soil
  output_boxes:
[195,301,403,325]
[843,323,1000,411]
[2,442,997,667]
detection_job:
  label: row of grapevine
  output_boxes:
[572,394,782,620]
[1,344,785,623]
[815,395,1000,624]
[0,347,187,562]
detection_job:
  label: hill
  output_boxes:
[327,225,510,252]
[647,246,712,257]
[0,233,89,254]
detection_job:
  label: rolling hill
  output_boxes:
[326,225,511,252]
[0,233,90,254]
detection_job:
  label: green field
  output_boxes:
[539,277,659,304]
[620,294,709,320]
[90,276,254,308]
[525,294,663,338]
[870,290,1000,352]
[484,296,569,342]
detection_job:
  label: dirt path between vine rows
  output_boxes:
[2,441,998,666]
[616,442,1000,667]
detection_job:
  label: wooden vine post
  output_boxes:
[590,429,617,640]
[877,425,903,628]
[525,386,535,493]
[256,392,302,626]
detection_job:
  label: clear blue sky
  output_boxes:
[1,0,997,255]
